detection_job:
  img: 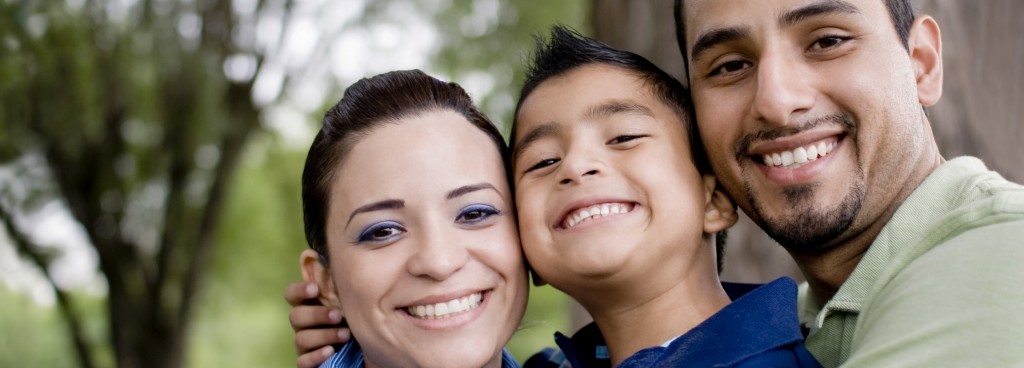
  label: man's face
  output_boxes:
[682,0,939,251]
[512,64,712,295]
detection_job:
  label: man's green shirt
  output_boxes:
[800,157,1024,367]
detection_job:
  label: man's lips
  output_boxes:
[758,138,839,169]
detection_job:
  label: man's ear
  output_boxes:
[300,249,341,308]
[701,174,738,234]
[908,15,943,106]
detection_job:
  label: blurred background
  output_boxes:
[0,0,1020,367]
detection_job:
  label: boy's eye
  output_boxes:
[607,135,648,145]
[456,204,501,225]
[524,158,560,174]
[356,221,406,243]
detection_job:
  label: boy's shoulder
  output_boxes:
[526,278,817,368]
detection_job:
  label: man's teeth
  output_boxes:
[406,293,483,319]
[762,141,835,169]
[563,203,632,229]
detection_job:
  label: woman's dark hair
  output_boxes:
[302,70,509,261]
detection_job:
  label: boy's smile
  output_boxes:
[512,64,714,298]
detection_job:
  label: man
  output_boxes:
[675,0,1024,366]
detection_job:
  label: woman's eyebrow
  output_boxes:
[447,183,499,200]
[346,199,404,228]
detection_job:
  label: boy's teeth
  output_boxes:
[762,141,835,169]
[563,203,632,229]
[406,293,483,319]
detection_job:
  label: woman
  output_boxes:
[298,69,528,367]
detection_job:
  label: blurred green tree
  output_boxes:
[0,0,291,366]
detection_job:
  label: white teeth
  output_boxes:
[794,147,808,163]
[562,203,632,229]
[781,151,794,166]
[762,140,837,168]
[406,293,483,319]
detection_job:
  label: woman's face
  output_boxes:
[319,110,527,368]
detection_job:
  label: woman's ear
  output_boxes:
[701,174,738,234]
[300,249,341,308]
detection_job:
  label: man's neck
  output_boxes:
[574,270,730,366]
[793,148,945,303]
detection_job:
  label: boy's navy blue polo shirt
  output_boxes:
[524,277,821,368]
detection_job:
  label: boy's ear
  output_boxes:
[908,15,943,106]
[701,174,738,234]
[300,249,341,308]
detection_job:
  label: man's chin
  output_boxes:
[750,187,864,252]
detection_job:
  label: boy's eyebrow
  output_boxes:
[690,0,860,63]
[446,182,498,200]
[346,199,404,228]
[512,122,561,163]
[583,101,654,121]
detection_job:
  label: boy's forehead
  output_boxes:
[519,64,667,122]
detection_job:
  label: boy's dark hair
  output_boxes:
[302,70,509,262]
[512,26,727,272]
[673,0,916,82]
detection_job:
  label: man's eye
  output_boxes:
[608,135,647,145]
[810,35,850,51]
[524,158,559,173]
[708,60,751,77]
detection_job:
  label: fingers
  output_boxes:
[284,281,320,307]
[295,327,351,353]
[289,305,343,331]
[297,346,335,368]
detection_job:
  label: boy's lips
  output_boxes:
[555,201,637,230]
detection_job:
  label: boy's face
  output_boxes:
[512,64,712,295]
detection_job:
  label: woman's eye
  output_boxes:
[708,59,751,77]
[456,204,500,224]
[356,221,405,243]
[524,158,559,173]
[608,135,647,145]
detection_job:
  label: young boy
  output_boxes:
[510,26,817,368]
[286,26,819,368]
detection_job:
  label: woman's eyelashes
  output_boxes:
[456,204,501,225]
[355,221,406,243]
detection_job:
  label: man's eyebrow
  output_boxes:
[691,26,750,63]
[689,0,859,64]
[512,122,560,163]
[583,101,654,121]
[446,183,499,200]
[779,0,860,28]
[346,199,404,228]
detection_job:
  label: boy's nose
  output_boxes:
[559,169,599,185]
